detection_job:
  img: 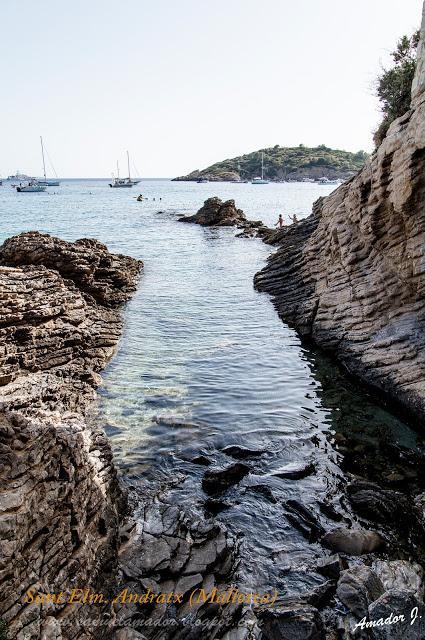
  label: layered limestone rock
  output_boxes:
[0,232,142,640]
[255,6,425,420]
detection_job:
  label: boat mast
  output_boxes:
[117,161,120,179]
[261,152,264,180]
[40,136,47,181]
[127,150,131,181]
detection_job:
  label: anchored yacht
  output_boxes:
[252,152,269,184]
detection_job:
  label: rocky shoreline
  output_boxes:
[4,234,425,640]
[0,232,141,639]
[3,7,425,639]
[2,229,425,640]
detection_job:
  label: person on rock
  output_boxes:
[276,214,285,228]
[289,213,298,224]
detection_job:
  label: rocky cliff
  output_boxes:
[0,232,141,640]
[255,3,425,422]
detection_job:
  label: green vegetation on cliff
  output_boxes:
[173,145,368,182]
[374,30,420,145]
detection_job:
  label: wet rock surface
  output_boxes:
[0,232,142,639]
[111,484,241,639]
[346,482,408,525]
[202,462,251,495]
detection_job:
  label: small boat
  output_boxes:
[252,152,269,184]
[110,177,132,188]
[16,180,46,193]
[197,177,209,183]
[37,137,61,186]
[110,152,134,188]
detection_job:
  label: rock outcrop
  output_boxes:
[179,197,273,240]
[179,197,248,226]
[255,4,425,421]
[0,232,142,639]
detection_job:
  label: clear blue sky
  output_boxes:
[1,0,422,178]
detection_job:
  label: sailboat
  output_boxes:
[126,151,142,185]
[109,151,134,188]
[16,180,46,193]
[37,137,60,186]
[252,152,269,184]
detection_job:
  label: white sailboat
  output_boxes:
[109,151,134,188]
[252,152,269,184]
[126,151,142,185]
[37,137,60,186]
[16,180,46,193]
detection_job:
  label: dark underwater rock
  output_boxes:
[202,462,251,495]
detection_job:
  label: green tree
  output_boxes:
[374,30,420,145]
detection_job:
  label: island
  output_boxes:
[173,145,368,183]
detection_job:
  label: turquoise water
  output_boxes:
[1,178,423,592]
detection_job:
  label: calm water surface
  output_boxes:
[1,178,422,592]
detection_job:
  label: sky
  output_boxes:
[0,0,423,178]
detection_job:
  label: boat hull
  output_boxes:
[17,186,46,192]
[38,180,60,186]
[109,183,133,188]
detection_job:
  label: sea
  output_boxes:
[1,178,423,593]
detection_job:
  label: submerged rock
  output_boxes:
[322,527,385,555]
[190,454,213,466]
[274,461,316,480]
[285,500,325,542]
[202,462,251,495]
[245,483,278,503]
[222,444,265,459]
